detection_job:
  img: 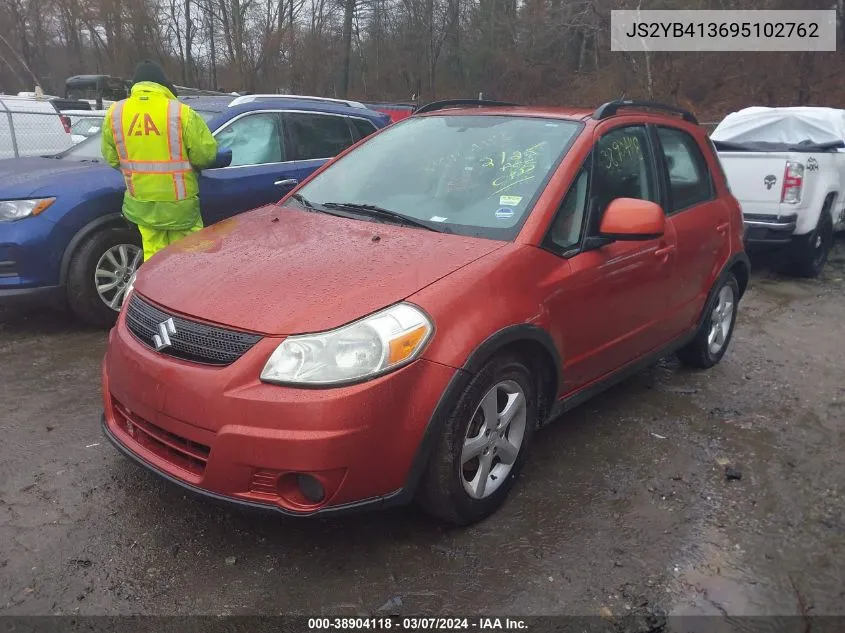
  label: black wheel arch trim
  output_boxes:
[59,213,136,285]
[460,323,562,379]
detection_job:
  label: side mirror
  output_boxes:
[599,198,665,241]
[211,148,232,169]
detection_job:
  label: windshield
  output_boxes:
[55,109,219,161]
[70,118,103,137]
[292,115,582,240]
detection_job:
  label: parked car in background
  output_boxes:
[0,94,389,326]
[712,106,845,277]
[0,95,74,159]
[63,110,107,143]
[101,99,749,525]
[362,102,416,123]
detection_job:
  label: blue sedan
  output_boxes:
[0,95,389,326]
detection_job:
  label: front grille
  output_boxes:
[125,294,262,366]
[113,399,211,477]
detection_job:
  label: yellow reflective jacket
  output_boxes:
[101,81,217,231]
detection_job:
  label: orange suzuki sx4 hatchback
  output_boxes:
[102,99,750,525]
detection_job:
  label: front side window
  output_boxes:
[285,113,355,160]
[587,125,659,234]
[215,113,285,167]
[594,125,658,212]
[292,115,583,240]
[656,126,714,212]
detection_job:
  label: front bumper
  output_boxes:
[101,311,456,516]
[742,213,797,245]
[0,213,65,305]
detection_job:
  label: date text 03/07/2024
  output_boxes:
[307,617,529,630]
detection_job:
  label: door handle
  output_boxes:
[716,221,730,234]
[274,179,298,187]
[654,244,676,258]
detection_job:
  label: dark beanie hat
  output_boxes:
[132,60,178,96]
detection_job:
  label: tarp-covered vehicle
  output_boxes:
[713,107,845,277]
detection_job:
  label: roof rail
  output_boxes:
[593,99,699,124]
[228,94,367,109]
[414,99,520,115]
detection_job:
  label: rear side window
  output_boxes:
[350,117,378,142]
[285,112,355,160]
[656,127,714,212]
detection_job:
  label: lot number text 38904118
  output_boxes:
[307,617,528,630]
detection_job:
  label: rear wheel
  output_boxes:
[67,226,142,328]
[677,273,739,369]
[788,207,834,278]
[418,354,538,525]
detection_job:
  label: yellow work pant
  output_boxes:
[137,218,204,262]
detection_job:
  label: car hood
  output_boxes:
[0,157,118,198]
[136,205,505,335]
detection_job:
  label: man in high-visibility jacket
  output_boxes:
[102,60,218,262]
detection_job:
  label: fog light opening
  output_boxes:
[296,474,325,503]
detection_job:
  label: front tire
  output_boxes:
[418,354,538,525]
[677,273,739,369]
[66,226,142,328]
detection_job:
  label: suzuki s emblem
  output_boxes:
[153,318,176,351]
[764,174,777,190]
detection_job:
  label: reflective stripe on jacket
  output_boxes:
[101,81,217,231]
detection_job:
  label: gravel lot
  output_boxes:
[1,240,843,621]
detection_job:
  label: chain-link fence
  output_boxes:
[0,100,105,159]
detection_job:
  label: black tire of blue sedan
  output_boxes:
[418,354,538,525]
[67,226,142,328]
[677,273,740,369]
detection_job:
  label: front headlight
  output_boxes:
[0,198,56,222]
[260,303,433,386]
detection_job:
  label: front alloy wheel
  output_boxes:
[67,225,142,328]
[460,380,527,500]
[95,243,142,311]
[419,354,538,525]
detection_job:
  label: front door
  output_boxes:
[200,111,309,225]
[541,124,678,393]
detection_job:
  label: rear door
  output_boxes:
[200,111,301,225]
[653,125,731,335]
[281,111,361,178]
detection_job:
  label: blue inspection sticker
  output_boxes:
[495,207,515,220]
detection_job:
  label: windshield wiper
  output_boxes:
[288,193,361,220]
[322,202,439,232]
